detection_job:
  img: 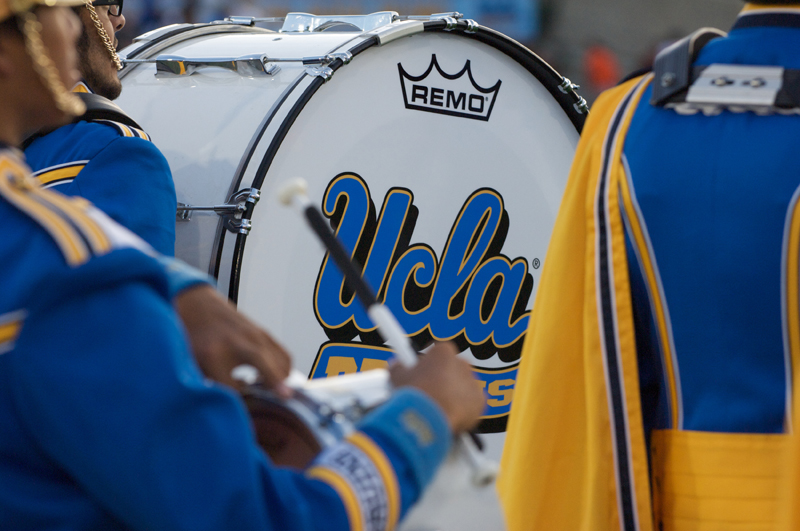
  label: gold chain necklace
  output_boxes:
[83,1,122,71]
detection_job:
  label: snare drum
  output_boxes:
[244,369,391,469]
[117,12,585,530]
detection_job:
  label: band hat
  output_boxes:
[0,0,86,23]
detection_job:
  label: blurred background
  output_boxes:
[118,0,745,104]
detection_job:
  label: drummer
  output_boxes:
[20,0,301,390]
[500,1,800,530]
[24,0,175,255]
[0,5,485,530]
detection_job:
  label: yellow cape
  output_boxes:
[499,73,790,530]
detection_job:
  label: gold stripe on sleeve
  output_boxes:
[35,164,85,186]
[307,466,364,531]
[0,157,89,266]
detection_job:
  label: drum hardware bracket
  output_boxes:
[330,52,353,65]
[441,17,460,31]
[405,12,464,21]
[176,203,192,221]
[305,65,335,82]
[223,16,285,27]
[401,12,464,31]
[280,12,399,34]
[300,52,352,66]
[464,19,479,34]
[262,62,281,76]
[175,188,261,235]
[574,98,590,115]
[558,77,580,95]
[237,219,254,235]
[126,54,281,77]
[558,77,590,115]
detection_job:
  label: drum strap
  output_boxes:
[74,93,144,130]
[21,93,145,149]
[651,27,800,112]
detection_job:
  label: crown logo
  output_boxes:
[398,55,502,121]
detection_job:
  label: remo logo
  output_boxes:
[309,173,533,433]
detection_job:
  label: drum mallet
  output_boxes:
[278,178,498,487]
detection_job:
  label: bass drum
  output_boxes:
[118,12,585,530]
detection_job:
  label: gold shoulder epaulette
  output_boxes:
[95,119,152,142]
[0,154,111,266]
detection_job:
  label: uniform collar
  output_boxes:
[733,3,800,30]
[72,81,94,94]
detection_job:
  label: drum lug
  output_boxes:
[558,77,581,95]
[236,219,253,235]
[464,19,480,34]
[301,52,352,66]
[263,63,281,76]
[558,77,590,115]
[329,52,353,65]
[441,16,460,31]
[175,188,261,234]
[224,188,261,235]
[305,65,335,82]
[176,202,192,221]
[427,12,464,21]
[574,97,590,115]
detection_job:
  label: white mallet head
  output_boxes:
[277,178,310,208]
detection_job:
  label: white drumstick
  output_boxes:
[278,178,497,487]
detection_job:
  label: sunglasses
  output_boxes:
[91,0,123,17]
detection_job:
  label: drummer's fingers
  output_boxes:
[260,331,292,376]
[238,329,292,392]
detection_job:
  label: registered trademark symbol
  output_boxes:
[532,258,541,269]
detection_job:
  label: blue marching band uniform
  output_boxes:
[24,82,176,256]
[500,3,800,530]
[0,146,451,527]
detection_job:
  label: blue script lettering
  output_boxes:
[313,173,532,360]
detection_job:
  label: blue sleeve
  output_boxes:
[155,255,215,299]
[9,252,449,531]
[356,389,451,513]
[69,136,177,256]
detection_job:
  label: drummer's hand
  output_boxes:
[174,284,292,397]
[389,342,485,433]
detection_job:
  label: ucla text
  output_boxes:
[310,174,532,432]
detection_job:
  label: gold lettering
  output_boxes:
[325,356,358,377]
[487,379,515,408]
